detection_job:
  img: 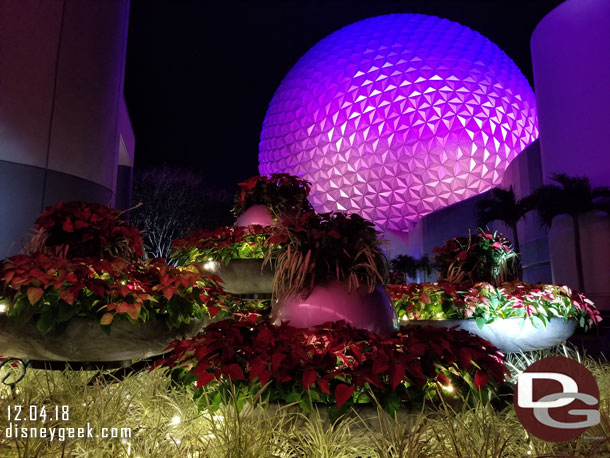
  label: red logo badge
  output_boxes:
[514,356,600,442]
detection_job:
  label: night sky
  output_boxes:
[124,0,563,187]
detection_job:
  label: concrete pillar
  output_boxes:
[531,0,610,308]
[0,0,133,256]
[498,141,552,284]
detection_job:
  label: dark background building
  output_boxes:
[0,0,134,256]
[1,0,608,310]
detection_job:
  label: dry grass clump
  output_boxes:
[0,368,210,457]
[1,345,609,457]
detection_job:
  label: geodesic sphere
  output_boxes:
[259,14,538,232]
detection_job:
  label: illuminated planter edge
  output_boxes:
[0,315,204,362]
[403,317,577,353]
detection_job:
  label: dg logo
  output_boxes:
[514,356,600,442]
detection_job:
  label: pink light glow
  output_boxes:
[259,14,538,231]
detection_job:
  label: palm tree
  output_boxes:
[419,254,433,282]
[391,254,420,281]
[476,186,533,278]
[530,174,610,292]
[391,254,433,283]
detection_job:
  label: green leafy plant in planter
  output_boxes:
[0,201,226,337]
[387,282,461,320]
[433,229,518,287]
[272,212,389,299]
[170,225,287,267]
[463,281,601,330]
[387,281,601,331]
[232,174,313,220]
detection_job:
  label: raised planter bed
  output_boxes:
[199,258,274,295]
[0,315,204,362]
[402,317,577,353]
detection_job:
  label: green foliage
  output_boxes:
[390,254,432,283]
[388,282,460,320]
[170,225,285,266]
[476,185,534,262]
[529,173,610,292]
[530,173,610,227]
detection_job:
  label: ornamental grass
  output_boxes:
[272,212,389,300]
[0,345,609,457]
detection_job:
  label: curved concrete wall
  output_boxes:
[531,0,610,189]
[531,0,610,308]
[0,0,132,255]
[497,139,551,284]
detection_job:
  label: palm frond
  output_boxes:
[530,174,609,228]
[476,186,531,228]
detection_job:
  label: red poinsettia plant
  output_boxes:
[155,312,508,416]
[0,253,228,335]
[433,229,518,287]
[29,201,144,261]
[387,281,601,331]
[460,281,602,330]
[232,174,313,219]
[0,201,233,335]
[171,225,288,266]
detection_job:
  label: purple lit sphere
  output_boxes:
[259,14,538,231]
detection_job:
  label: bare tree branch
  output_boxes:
[129,165,234,258]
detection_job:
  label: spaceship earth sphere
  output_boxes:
[259,14,538,232]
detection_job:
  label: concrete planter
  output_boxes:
[200,258,274,295]
[0,315,204,362]
[402,317,577,353]
[272,280,398,335]
[235,204,276,227]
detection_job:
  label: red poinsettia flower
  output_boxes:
[31,201,144,260]
[0,252,226,335]
[232,174,313,217]
[153,313,509,411]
